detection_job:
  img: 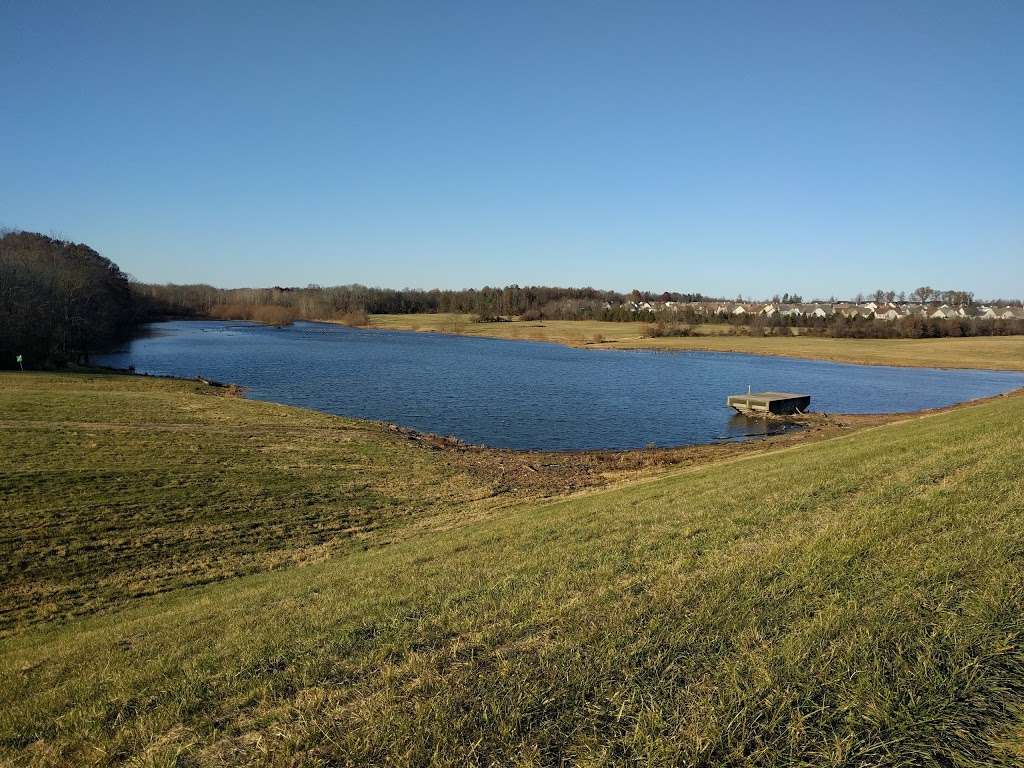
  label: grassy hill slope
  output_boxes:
[2,375,1024,765]
[0,373,859,635]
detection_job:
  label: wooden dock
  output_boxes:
[727,391,811,416]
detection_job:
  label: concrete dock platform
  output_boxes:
[727,391,811,416]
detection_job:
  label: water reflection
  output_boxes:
[717,414,798,442]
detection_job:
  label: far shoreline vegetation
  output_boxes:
[362,315,1024,372]
[137,281,1024,341]
[3,228,1023,371]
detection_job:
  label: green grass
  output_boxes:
[2,374,1024,765]
[0,373,501,631]
[367,313,1024,371]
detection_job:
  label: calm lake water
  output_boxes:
[95,320,1024,451]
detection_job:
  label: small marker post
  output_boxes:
[16,354,23,372]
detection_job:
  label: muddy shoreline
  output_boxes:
[77,364,1024,501]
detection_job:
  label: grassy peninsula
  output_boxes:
[367,313,1024,371]
[3,372,1024,765]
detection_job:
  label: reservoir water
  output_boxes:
[95,320,1024,451]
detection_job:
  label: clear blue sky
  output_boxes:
[2,1,1021,298]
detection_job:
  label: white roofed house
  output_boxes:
[800,304,830,319]
[930,305,957,319]
[900,303,925,317]
[874,306,902,321]
[760,303,777,317]
[732,304,748,316]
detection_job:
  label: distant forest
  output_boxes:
[132,282,712,324]
[2,228,1022,369]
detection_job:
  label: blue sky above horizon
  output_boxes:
[2,1,1021,298]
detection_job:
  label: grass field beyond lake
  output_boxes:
[367,313,1024,371]
[2,373,1024,765]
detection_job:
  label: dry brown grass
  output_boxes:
[365,314,1024,370]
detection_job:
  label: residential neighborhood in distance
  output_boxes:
[609,299,1024,322]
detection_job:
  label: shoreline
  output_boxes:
[44,367,1024,496]
[321,314,1024,373]
[137,315,1024,372]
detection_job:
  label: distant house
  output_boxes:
[760,303,777,317]
[874,306,902,321]
[800,304,829,318]
[835,304,861,318]
[930,306,960,320]
[732,304,748,316]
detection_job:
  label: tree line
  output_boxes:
[655,305,1024,339]
[854,287,1021,307]
[133,282,713,324]
[3,227,1020,369]
[0,231,143,369]
[757,313,1024,339]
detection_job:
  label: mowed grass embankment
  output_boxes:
[0,372,850,635]
[2,375,1024,764]
[0,372,515,632]
[368,313,1024,371]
